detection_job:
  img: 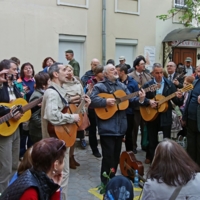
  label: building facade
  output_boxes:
[0,0,195,75]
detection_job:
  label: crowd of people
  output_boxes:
[0,52,199,199]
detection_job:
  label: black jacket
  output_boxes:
[0,83,22,116]
[0,168,59,200]
[173,72,184,88]
[143,77,183,126]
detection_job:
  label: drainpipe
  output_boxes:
[102,0,106,65]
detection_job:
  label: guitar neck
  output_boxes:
[120,86,156,102]
[23,97,43,113]
[158,93,176,105]
[75,90,91,114]
[0,113,13,124]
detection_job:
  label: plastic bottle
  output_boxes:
[107,190,114,200]
[134,169,139,187]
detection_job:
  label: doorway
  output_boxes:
[173,48,197,67]
[58,35,86,76]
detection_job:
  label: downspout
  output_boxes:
[102,0,106,65]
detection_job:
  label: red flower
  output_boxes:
[110,168,115,173]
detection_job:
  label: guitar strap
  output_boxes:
[169,186,183,200]
[48,86,69,108]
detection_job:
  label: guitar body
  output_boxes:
[120,151,144,179]
[155,94,168,112]
[94,90,129,120]
[0,98,31,136]
[48,104,83,147]
[140,94,169,122]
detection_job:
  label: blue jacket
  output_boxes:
[119,76,139,115]
[81,70,94,87]
[90,78,141,136]
[142,77,183,126]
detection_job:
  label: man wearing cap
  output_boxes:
[65,49,80,77]
[117,56,131,70]
[184,57,195,76]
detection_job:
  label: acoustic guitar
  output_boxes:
[120,151,146,188]
[94,84,160,120]
[140,84,193,121]
[48,95,87,147]
[0,97,43,136]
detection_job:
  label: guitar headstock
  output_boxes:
[149,83,161,92]
[180,84,193,93]
[10,105,23,117]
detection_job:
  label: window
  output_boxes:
[174,0,186,8]
[115,0,140,15]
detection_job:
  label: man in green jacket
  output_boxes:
[65,49,80,77]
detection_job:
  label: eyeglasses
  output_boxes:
[57,140,66,152]
[167,65,173,67]
[139,63,145,66]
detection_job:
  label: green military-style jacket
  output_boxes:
[69,59,80,77]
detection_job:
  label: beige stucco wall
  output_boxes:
[0,0,183,73]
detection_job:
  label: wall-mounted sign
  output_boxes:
[172,41,200,47]
[144,46,156,72]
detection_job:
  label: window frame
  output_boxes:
[174,0,187,9]
[57,0,89,9]
[115,0,140,15]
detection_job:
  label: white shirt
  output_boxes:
[185,66,193,76]
[135,71,143,76]
[168,72,175,81]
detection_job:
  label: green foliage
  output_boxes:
[96,168,115,195]
[157,0,200,27]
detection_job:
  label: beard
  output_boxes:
[113,74,119,80]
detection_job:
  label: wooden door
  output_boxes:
[173,48,197,67]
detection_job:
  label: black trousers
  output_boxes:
[100,136,123,184]
[146,115,171,161]
[133,110,144,149]
[187,119,200,166]
[125,114,134,151]
[88,109,99,153]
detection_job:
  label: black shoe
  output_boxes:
[142,146,147,152]
[93,151,101,158]
[80,139,87,149]
[133,149,137,154]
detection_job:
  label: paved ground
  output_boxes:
[67,133,151,200]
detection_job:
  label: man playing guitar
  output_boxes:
[141,63,183,164]
[41,62,90,200]
[0,59,23,193]
[90,64,146,185]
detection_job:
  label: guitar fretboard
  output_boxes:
[158,84,193,105]
[75,90,91,114]
[23,97,43,112]
[0,97,43,125]
[120,84,159,102]
[0,113,13,124]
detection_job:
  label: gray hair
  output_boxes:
[48,62,63,80]
[152,63,162,71]
[103,64,114,74]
